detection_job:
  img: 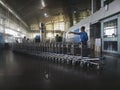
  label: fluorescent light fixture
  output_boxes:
[41,0,46,9]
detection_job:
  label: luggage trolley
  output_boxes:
[58,43,66,64]
[79,42,104,70]
[66,43,75,64]
[71,43,82,66]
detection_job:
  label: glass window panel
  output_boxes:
[59,22,65,31]
[54,23,59,30]
[0,25,4,33]
[54,22,65,31]
[103,19,117,38]
[46,24,53,30]
[0,18,3,25]
[104,0,114,6]
[104,41,117,51]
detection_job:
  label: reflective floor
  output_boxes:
[0,49,120,90]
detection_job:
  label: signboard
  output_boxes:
[95,38,101,47]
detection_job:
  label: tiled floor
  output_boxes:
[0,49,120,90]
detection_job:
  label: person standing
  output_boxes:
[22,36,26,43]
[69,26,88,45]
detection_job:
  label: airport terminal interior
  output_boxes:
[0,0,120,90]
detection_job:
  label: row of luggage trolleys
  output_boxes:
[37,52,103,70]
[12,42,104,70]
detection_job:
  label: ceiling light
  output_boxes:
[44,13,48,17]
[74,11,76,13]
[41,0,46,9]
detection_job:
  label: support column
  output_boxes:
[118,14,120,54]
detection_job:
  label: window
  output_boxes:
[104,0,114,6]
[54,22,65,31]
[103,19,117,38]
[30,24,39,30]
[46,24,53,31]
[104,41,117,51]
[0,18,3,25]
[0,26,4,33]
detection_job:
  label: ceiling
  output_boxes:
[3,0,91,26]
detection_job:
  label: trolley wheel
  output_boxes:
[57,58,60,63]
[67,60,70,64]
[72,61,76,66]
[87,63,90,68]
[96,64,100,70]
[80,61,84,68]
[61,59,64,64]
